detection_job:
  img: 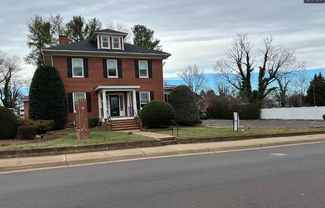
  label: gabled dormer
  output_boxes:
[90,29,128,50]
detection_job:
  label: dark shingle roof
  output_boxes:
[95,29,128,34]
[45,40,170,56]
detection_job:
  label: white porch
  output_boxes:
[94,85,140,122]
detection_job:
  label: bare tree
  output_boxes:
[104,21,131,43]
[177,64,206,94]
[214,33,305,103]
[276,77,291,107]
[0,51,22,108]
[50,14,65,45]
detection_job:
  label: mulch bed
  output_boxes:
[0,133,66,147]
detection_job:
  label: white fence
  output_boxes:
[261,106,325,120]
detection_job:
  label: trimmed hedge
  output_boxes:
[0,106,18,139]
[29,65,68,129]
[33,120,54,135]
[17,125,38,140]
[168,85,200,125]
[210,100,262,120]
[88,117,99,128]
[140,100,175,128]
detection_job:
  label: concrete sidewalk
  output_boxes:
[1,134,325,172]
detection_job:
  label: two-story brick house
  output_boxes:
[41,29,171,130]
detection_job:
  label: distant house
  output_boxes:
[24,29,171,131]
[163,85,177,102]
[20,96,29,119]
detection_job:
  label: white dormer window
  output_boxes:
[102,36,109,49]
[112,37,121,49]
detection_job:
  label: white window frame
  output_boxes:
[112,36,121,49]
[138,60,148,78]
[72,58,84,78]
[73,92,86,112]
[101,36,110,49]
[140,91,150,109]
[107,60,118,78]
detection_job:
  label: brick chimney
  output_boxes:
[59,35,69,45]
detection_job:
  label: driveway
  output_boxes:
[202,119,325,128]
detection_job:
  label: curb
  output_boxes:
[177,131,325,144]
[0,140,161,159]
[1,131,324,159]
[2,137,325,172]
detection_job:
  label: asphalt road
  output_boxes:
[203,119,325,128]
[1,142,325,208]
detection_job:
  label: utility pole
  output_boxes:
[313,83,316,106]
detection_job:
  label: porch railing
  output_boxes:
[171,119,180,137]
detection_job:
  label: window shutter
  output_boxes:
[136,91,140,110]
[148,60,152,78]
[67,58,72,78]
[117,59,122,78]
[68,93,73,112]
[86,92,91,112]
[84,58,88,78]
[135,60,139,78]
[103,59,107,78]
[150,91,154,101]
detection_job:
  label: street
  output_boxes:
[1,142,325,207]
[203,119,325,128]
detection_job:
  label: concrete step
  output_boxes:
[112,127,140,132]
[160,137,178,142]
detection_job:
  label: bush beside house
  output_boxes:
[140,100,175,128]
[0,106,18,139]
[29,65,68,129]
[168,85,200,125]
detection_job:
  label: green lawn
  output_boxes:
[156,126,325,138]
[0,130,155,151]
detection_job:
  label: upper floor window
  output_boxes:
[107,60,118,78]
[102,36,109,49]
[112,37,121,49]
[72,59,84,77]
[138,61,148,78]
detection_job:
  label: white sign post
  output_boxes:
[233,112,239,132]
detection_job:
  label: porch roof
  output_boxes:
[94,85,140,92]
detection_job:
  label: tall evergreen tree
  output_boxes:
[87,18,102,39]
[29,65,68,129]
[132,24,162,51]
[305,72,325,106]
[50,14,65,45]
[25,15,52,67]
[65,15,89,42]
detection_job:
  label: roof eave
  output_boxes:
[43,49,171,59]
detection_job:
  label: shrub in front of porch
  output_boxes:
[88,117,99,128]
[140,100,175,128]
[168,85,200,125]
[29,65,68,130]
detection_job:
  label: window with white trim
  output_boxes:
[112,37,121,49]
[73,92,86,112]
[72,59,84,77]
[102,36,109,48]
[107,60,118,77]
[139,61,148,78]
[140,91,150,108]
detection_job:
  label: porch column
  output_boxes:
[132,90,137,117]
[126,92,130,117]
[102,90,107,118]
[98,91,102,118]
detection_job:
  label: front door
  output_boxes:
[110,95,120,117]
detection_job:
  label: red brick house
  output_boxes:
[40,29,171,129]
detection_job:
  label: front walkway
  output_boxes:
[121,130,176,139]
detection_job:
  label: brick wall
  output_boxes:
[53,56,164,124]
